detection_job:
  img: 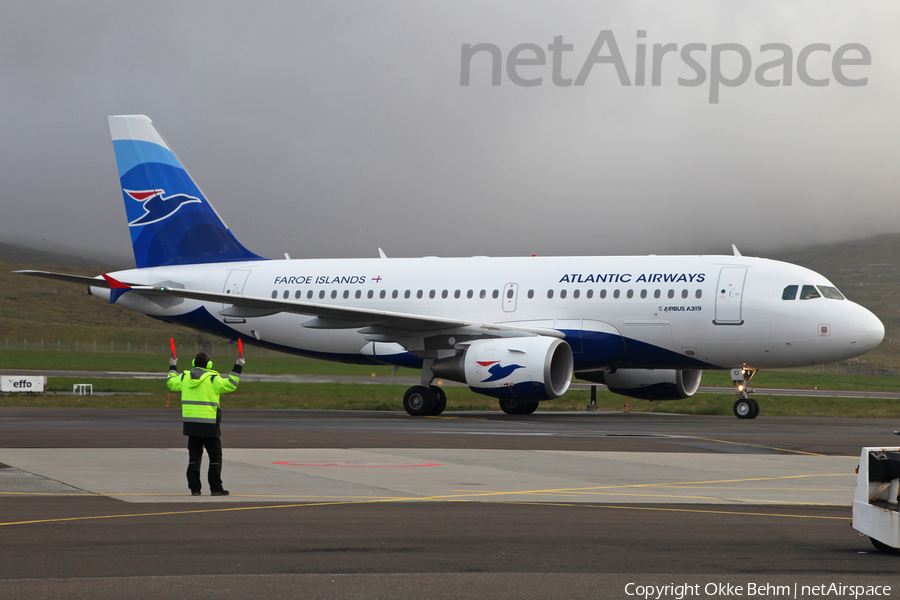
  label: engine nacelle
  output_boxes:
[432,336,573,400]
[600,368,702,401]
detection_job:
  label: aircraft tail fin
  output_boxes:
[108,115,266,268]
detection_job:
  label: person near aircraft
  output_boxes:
[167,351,245,496]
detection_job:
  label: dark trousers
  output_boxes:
[187,436,223,493]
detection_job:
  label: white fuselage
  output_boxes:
[93,254,885,373]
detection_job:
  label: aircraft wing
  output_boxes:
[14,270,564,340]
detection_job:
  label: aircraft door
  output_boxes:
[222,269,251,322]
[224,269,251,296]
[714,267,746,324]
[502,283,518,312]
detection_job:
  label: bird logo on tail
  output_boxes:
[125,189,202,227]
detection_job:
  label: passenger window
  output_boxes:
[613,289,620,299]
[681,289,688,299]
[695,289,702,299]
[442,290,448,299]
[467,289,474,299]
[626,289,633,299]
[586,289,593,299]
[667,289,674,299]
[654,289,661,299]
[271,291,277,299]
[319,290,326,299]
[380,290,386,299]
[800,285,820,300]
[507,289,514,298]
[307,290,314,299]
[547,290,554,299]
[782,285,798,300]
[416,290,423,299]
[527,289,534,299]
[367,290,374,299]
[343,290,349,299]
[355,290,361,299]
[493,290,500,299]
[479,289,486,299]
[573,289,580,299]
[392,290,399,299]
[429,290,435,299]
[560,289,567,299]
[639,289,646,299]
[818,286,845,300]
[403,290,410,299]
[600,289,607,299]
[454,290,461,299]
[295,290,302,299]
[331,290,338,299]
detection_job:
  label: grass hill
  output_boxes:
[2,235,899,368]
[0,246,201,352]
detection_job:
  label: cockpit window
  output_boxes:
[799,285,820,300]
[782,285,798,300]
[818,286,845,300]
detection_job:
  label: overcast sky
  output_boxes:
[1,1,897,265]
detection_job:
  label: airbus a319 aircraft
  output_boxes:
[18,115,885,419]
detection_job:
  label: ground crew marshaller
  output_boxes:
[167,351,245,496]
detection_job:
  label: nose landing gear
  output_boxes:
[731,368,759,419]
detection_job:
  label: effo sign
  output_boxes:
[1,376,46,393]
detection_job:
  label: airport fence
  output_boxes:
[1,338,896,377]
[1,339,275,358]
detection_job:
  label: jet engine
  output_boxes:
[432,336,573,400]
[597,368,702,401]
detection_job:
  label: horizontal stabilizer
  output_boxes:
[14,270,122,287]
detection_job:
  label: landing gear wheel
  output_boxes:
[748,398,760,419]
[429,386,447,416]
[499,398,538,415]
[734,398,755,419]
[403,385,436,416]
[499,398,522,415]
[871,537,899,554]
[519,401,539,415]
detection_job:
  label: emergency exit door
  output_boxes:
[502,283,518,312]
[714,267,746,324]
[222,269,251,323]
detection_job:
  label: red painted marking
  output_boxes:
[372,276,383,283]
[273,461,441,468]
[170,338,176,359]
[476,361,500,367]
[102,273,131,289]
[126,189,162,201]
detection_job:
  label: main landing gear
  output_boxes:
[731,367,759,419]
[499,398,539,415]
[402,359,448,417]
[402,385,447,416]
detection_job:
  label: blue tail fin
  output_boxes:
[108,115,267,268]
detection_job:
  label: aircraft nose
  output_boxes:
[848,307,884,355]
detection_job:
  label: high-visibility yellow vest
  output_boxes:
[168,367,239,425]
